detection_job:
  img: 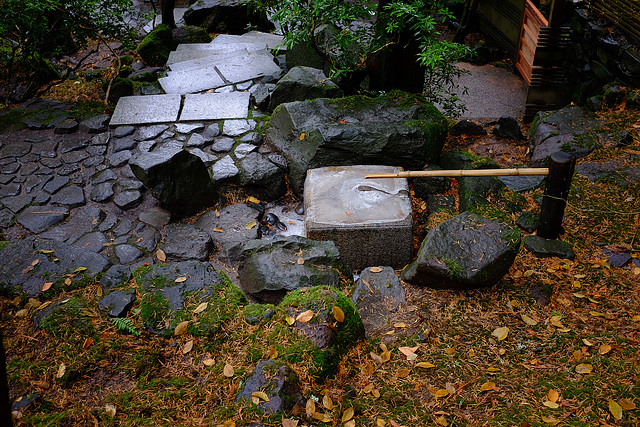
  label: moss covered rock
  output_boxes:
[137,24,174,67]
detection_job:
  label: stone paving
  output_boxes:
[0,31,301,294]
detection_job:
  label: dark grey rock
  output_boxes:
[83,155,105,168]
[79,115,110,133]
[54,118,79,134]
[249,83,270,110]
[39,206,105,242]
[93,169,118,184]
[240,132,262,145]
[516,211,539,233]
[128,66,162,81]
[204,123,221,139]
[19,162,38,176]
[114,191,142,210]
[40,158,62,168]
[529,107,603,167]
[238,235,351,303]
[113,137,137,153]
[269,66,343,111]
[234,143,258,159]
[499,173,545,192]
[236,360,304,414]
[267,154,288,171]
[195,203,261,262]
[352,266,405,337]
[129,148,218,217]
[60,136,89,153]
[266,93,448,195]
[99,214,118,232]
[133,225,160,252]
[99,290,136,317]
[401,212,521,288]
[109,150,133,167]
[449,120,487,136]
[30,139,58,158]
[523,235,575,260]
[175,123,205,134]
[135,125,169,141]
[91,132,110,146]
[72,231,107,253]
[239,152,286,201]
[61,150,89,164]
[139,207,171,228]
[33,193,50,204]
[186,133,206,148]
[119,180,144,191]
[492,116,523,140]
[113,219,132,236]
[57,163,80,176]
[114,126,135,138]
[2,194,34,213]
[187,148,218,166]
[163,223,213,261]
[211,136,236,152]
[602,247,631,268]
[115,244,143,264]
[0,209,13,227]
[43,176,70,194]
[100,264,132,291]
[0,183,20,197]
[0,141,31,158]
[575,156,640,187]
[50,185,85,207]
[137,261,226,336]
[427,194,456,213]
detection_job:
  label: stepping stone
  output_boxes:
[109,94,182,126]
[180,92,250,121]
[167,49,245,71]
[159,67,226,95]
[216,49,282,84]
[209,32,285,52]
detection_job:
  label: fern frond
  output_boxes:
[111,317,141,336]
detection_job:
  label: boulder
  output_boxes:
[238,236,351,303]
[194,203,261,262]
[162,223,213,261]
[529,107,604,167]
[280,286,365,378]
[269,66,343,111]
[266,91,449,194]
[100,265,132,292]
[352,266,405,337]
[238,152,287,201]
[523,235,575,260]
[491,116,523,140]
[171,26,211,45]
[449,120,486,136]
[129,147,218,217]
[401,212,521,288]
[98,290,136,317]
[236,361,304,414]
[183,0,273,34]
[411,165,450,199]
[137,24,174,67]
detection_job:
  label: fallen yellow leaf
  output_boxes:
[550,316,565,328]
[541,415,560,425]
[74,266,87,273]
[342,407,354,422]
[434,389,449,398]
[575,363,593,374]
[42,282,53,292]
[609,399,623,420]
[598,344,612,355]
[56,363,66,379]
[332,306,345,322]
[246,221,257,229]
[480,382,496,392]
[175,276,187,283]
[285,316,295,325]
[548,389,559,403]
[251,391,270,402]
[296,309,314,323]
[305,399,315,416]
[193,302,208,314]
[521,314,538,326]
[444,348,456,356]
[299,133,305,140]
[246,196,261,204]
[212,227,224,233]
[492,326,509,341]
[376,419,386,427]
[397,368,411,378]
[416,362,436,369]
[312,412,332,422]
[543,401,560,409]
[344,421,356,427]
[394,322,406,328]
[282,419,298,427]
[174,321,189,336]
[296,257,304,265]
[223,363,234,377]
[203,358,215,366]
[369,266,383,273]
[435,416,448,426]
[399,346,419,357]
[322,394,333,410]
[182,340,193,354]
[619,398,636,410]
[582,338,594,346]
[156,249,166,262]
[370,352,383,363]
[269,346,278,359]
[590,311,604,317]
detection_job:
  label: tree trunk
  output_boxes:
[161,0,176,29]
[368,0,425,93]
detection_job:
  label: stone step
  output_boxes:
[159,67,227,95]
[180,92,250,121]
[168,48,248,72]
[110,94,182,126]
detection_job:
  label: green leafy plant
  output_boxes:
[0,0,142,104]
[252,0,472,116]
[111,317,141,336]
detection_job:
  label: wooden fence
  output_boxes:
[586,0,640,41]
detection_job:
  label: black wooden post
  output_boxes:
[0,331,12,427]
[537,151,576,239]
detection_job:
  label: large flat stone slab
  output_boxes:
[209,32,286,51]
[167,48,234,67]
[158,68,227,95]
[180,92,250,121]
[304,165,413,270]
[216,49,282,84]
[110,94,182,126]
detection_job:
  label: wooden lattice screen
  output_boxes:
[587,0,640,41]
